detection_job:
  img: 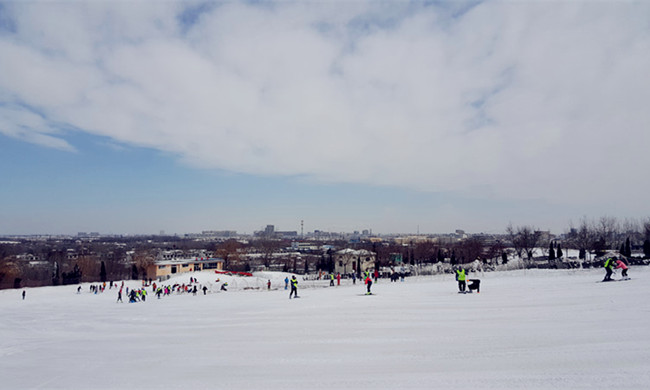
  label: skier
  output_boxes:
[267,280,271,290]
[336,273,341,286]
[468,279,481,293]
[284,276,289,290]
[289,275,298,299]
[22,290,25,300]
[330,274,335,286]
[603,258,614,282]
[615,258,629,279]
[455,267,467,292]
[202,286,208,295]
[352,273,356,285]
[220,282,228,291]
[365,274,373,295]
[117,289,123,303]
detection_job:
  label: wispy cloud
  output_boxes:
[1,1,649,212]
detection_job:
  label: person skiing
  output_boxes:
[289,275,298,299]
[603,257,615,281]
[336,273,341,286]
[267,280,271,290]
[284,277,289,290]
[22,290,26,300]
[330,274,335,286]
[615,258,629,279]
[455,267,467,292]
[365,274,373,295]
[117,289,123,303]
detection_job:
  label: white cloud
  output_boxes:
[1,1,649,212]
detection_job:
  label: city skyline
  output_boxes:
[1,1,649,236]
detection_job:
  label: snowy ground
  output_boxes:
[1,267,649,389]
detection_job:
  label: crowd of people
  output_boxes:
[67,257,635,304]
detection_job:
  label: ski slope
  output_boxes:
[1,267,649,389]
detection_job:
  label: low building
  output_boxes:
[147,257,224,280]
[334,249,376,275]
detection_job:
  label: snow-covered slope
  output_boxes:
[1,267,648,389]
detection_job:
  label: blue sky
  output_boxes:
[1,1,649,235]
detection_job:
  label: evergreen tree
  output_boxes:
[548,242,556,260]
[100,261,107,283]
[557,244,563,259]
[131,264,139,280]
[644,239,650,259]
[501,252,508,264]
[579,248,586,260]
[619,243,625,255]
[625,237,631,257]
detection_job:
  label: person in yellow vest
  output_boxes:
[603,258,614,282]
[455,267,467,292]
[289,275,299,299]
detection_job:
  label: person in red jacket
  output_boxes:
[615,259,629,279]
[365,274,373,295]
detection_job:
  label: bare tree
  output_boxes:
[257,240,281,269]
[567,217,597,261]
[76,254,100,283]
[485,241,506,265]
[594,216,619,255]
[455,237,484,264]
[643,217,650,240]
[132,249,156,280]
[216,239,243,270]
[506,224,540,262]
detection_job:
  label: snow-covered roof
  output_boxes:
[336,249,374,255]
[154,257,224,266]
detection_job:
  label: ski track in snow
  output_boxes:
[1,267,649,389]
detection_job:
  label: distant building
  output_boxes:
[334,249,376,275]
[147,257,224,280]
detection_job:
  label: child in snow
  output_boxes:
[468,279,481,293]
[365,275,373,295]
[615,259,629,278]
